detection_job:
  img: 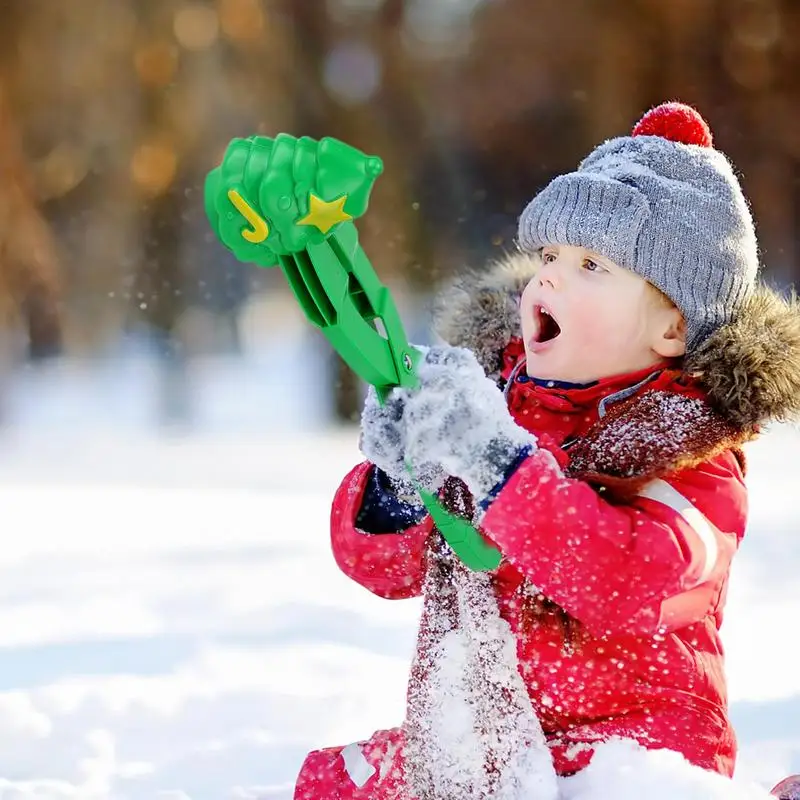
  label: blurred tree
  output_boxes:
[130,0,186,344]
[0,80,63,360]
[122,0,193,423]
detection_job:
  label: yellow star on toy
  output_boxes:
[296,193,352,234]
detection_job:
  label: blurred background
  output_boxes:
[0,0,798,431]
[1,6,799,794]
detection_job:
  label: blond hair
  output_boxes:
[647,281,678,311]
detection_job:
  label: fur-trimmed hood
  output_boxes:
[433,251,800,432]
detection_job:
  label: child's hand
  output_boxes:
[404,345,537,503]
[359,384,445,494]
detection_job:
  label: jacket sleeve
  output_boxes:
[480,447,747,637]
[330,462,434,600]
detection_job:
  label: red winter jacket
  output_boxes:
[296,361,747,799]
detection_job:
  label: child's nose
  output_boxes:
[538,260,560,290]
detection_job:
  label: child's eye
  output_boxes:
[583,259,606,273]
[541,250,557,264]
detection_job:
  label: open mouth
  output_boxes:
[532,305,562,344]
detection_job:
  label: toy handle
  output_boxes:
[416,482,502,571]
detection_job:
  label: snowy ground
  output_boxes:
[0,352,798,798]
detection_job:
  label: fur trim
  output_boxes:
[433,252,538,379]
[433,253,800,430]
[685,285,800,429]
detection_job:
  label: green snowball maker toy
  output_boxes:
[204,133,502,572]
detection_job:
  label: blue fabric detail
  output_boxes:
[478,444,535,513]
[526,375,598,390]
[355,466,427,534]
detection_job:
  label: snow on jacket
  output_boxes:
[294,252,800,800]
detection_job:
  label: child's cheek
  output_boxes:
[573,310,614,349]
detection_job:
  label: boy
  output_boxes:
[295,103,800,799]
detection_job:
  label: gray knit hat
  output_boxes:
[517,102,759,351]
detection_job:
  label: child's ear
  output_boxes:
[653,311,687,359]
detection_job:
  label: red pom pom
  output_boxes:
[631,102,713,147]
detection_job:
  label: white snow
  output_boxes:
[404,555,559,800]
[0,348,797,799]
[559,739,775,800]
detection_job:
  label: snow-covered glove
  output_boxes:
[358,383,446,495]
[404,345,537,506]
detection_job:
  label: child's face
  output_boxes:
[519,244,686,383]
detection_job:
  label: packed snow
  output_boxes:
[0,346,797,799]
